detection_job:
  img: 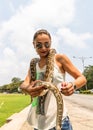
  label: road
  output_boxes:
[64,94,93,130]
[63,94,93,111]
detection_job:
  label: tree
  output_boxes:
[11,77,21,83]
[0,77,23,93]
[83,65,93,90]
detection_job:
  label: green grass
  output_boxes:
[0,93,31,127]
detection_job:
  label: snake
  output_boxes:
[30,49,63,130]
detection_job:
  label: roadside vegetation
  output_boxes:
[78,65,93,94]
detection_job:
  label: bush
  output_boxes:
[80,90,91,94]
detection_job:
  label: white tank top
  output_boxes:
[27,63,68,130]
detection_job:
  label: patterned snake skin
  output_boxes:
[30,49,63,130]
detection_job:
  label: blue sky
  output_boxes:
[0,0,93,86]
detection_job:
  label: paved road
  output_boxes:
[64,94,93,111]
[0,94,93,130]
[64,94,93,130]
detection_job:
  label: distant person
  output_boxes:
[20,29,86,130]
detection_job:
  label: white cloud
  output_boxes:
[80,32,93,40]
[57,28,93,48]
[3,47,16,60]
[27,0,75,27]
[0,41,3,48]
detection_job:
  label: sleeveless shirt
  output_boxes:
[27,63,68,130]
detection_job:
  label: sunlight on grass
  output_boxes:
[0,93,31,127]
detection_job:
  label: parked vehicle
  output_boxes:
[74,90,80,94]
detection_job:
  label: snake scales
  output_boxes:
[30,49,63,130]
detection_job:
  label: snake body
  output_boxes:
[30,49,63,130]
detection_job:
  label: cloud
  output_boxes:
[57,28,93,49]
[3,47,16,59]
[27,0,75,27]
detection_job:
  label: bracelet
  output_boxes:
[69,82,77,90]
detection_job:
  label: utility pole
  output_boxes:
[73,56,92,72]
[73,56,92,90]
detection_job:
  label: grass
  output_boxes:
[0,93,31,127]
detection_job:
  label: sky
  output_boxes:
[0,0,93,86]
